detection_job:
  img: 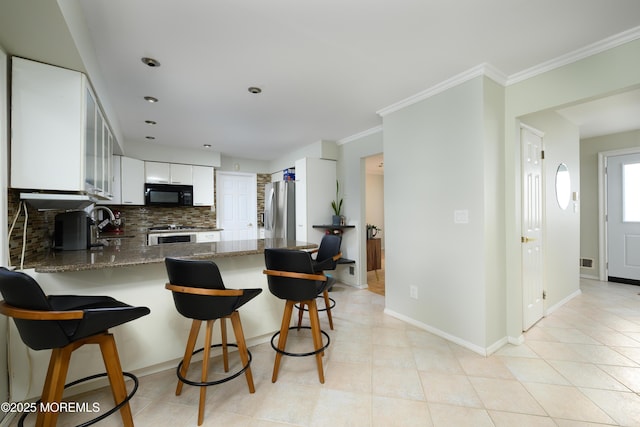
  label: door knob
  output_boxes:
[521,236,536,243]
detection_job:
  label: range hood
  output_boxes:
[20,193,97,211]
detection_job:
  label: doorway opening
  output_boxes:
[365,153,385,295]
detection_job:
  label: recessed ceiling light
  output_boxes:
[141,57,160,67]
[145,120,157,125]
[145,136,156,140]
[248,86,262,94]
[203,144,212,148]
[144,96,158,103]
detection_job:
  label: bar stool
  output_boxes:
[164,258,262,425]
[298,234,342,330]
[0,267,150,427]
[263,248,333,383]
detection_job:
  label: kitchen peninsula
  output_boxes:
[30,234,312,273]
[9,237,316,401]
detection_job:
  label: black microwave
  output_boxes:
[144,183,193,207]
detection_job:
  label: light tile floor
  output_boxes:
[9,278,640,426]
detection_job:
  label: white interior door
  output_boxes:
[521,125,545,331]
[216,171,257,241]
[607,153,640,283]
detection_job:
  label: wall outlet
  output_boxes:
[410,285,418,299]
[349,266,354,275]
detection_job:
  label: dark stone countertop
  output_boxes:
[30,234,316,273]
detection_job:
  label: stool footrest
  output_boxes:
[270,326,330,357]
[296,297,336,313]
[18,372,139,427]
[176,343,252,387]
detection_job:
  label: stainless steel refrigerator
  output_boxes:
[264,181,296,240]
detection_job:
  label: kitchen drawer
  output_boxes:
[196,231,221,243]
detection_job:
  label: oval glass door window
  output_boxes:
[555,163,571,210]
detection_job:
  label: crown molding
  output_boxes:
[375,26,640,117]
[376,63,507,117]
[337,125,383,145]
[507,25,640,85]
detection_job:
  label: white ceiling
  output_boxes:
[2,1,640,161]
[557,89,640,139]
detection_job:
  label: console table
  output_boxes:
[367,238,382,280]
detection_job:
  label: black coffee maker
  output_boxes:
[53,211,91,250]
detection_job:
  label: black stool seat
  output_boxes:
[263,248,333,383]
[165,257,262,426]
[0,267,149,427]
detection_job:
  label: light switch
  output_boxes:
[454,210,469,224]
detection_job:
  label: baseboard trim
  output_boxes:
[545,288,582,316]
[383,308,510,356]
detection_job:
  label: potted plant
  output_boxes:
[331,180,343,225]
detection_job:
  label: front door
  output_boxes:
[216,171,257,241]
[521,125,545,331]
[607,152,640,283]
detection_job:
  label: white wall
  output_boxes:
[521,111,581,311]
[268,140,338,175]
[580,130,640,279]
[383,76,497,351]
[219,154,270,173]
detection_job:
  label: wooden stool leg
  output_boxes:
[37,345,73,427]
[198,320,214,425]
[221,318,229,372]
[272,300,294,383]
[229,311,255,393]
[98,333,134,427]
[297,302,305,330]
[322,290,334,330]
[177,320,202,396]
[307,299,325,383]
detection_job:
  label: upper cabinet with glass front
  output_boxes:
[10,57,115,199]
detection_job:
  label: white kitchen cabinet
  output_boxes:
[145,161,193,185]
[11,57,114,198]
[99,155,122,205]
[170,164,193,185]
[99,156,144,206]
[195,231,221,243]
[144,162,170,184]
[192,165,214,206]
[121,157,145,205]
[295,158,337,242]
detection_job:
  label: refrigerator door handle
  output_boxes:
[266,187,275,231]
